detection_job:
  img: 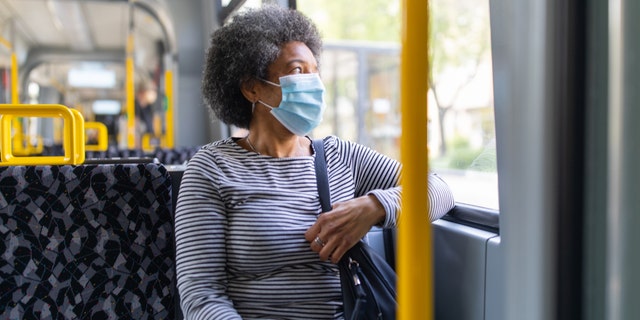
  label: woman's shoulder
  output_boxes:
[317,135,370,155]
[200,137,237,150]
[316,135,350,150]
[195,137,247,155]
[188,137,244,165]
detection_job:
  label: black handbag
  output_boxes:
[313,139,397,320]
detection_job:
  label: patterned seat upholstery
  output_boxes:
[0,163,176,319]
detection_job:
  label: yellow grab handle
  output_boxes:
[10,121,44,156]
[142,133,164,152]
[0,104,85,166]
[84,121,108,151]
[12,134,44,155]
[70,108,85,164]
[30,135,44,154]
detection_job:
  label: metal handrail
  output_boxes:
[0,104,85,166]
[85,121,109,152]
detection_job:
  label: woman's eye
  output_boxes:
[291,67,302,74]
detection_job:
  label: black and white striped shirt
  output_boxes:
[175,136,454,319]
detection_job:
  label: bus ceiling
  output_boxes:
[0,0,176,68]
[0,0,177,100]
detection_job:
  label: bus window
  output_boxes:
[428,0,496,209]
[299,0,498,210]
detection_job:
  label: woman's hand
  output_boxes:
[304,195,386,263]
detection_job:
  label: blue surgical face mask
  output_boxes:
[257,73,326,136]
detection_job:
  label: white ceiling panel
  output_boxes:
[3,0,68,48]
[83,1,129,50]
[0,0,170,104]
[1,0,165,52]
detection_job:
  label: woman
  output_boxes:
[174,5,455,319]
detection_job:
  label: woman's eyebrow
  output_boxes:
[285,59,316,68]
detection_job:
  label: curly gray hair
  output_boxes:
[202,5,323,129]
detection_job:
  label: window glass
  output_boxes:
[314,49,359,142]
[299,0,498,209]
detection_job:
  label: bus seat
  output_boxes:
[364,227,397,270]
[432,205,501,320]
[82,146,200,166]
[0,163,176,319]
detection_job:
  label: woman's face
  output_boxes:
[257,41,319,106]
[266,41,318,81]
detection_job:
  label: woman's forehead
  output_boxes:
[273,42,318,67]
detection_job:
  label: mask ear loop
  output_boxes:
[260,78,281,87]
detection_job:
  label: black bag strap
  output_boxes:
[383,228,397,271]
[314,138,397,270]
[313,139,332,213]
[314,138,397,320]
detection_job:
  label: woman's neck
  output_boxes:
[244,131,311,158]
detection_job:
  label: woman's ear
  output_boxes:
[240,78,258,103]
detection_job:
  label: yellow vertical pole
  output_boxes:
[5,21,26,155]
[398,0,431,319]
[5,21,18,105]
[126,33,135,148]
[164,69,174,148]
[125,1,137,148]
[10,52,18,104]
[10,43,26,155]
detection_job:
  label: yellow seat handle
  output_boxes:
[0,104,85,166]
[85,121,109,152]
[11,132,44,156]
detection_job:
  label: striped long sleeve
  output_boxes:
[174,136,454,319]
